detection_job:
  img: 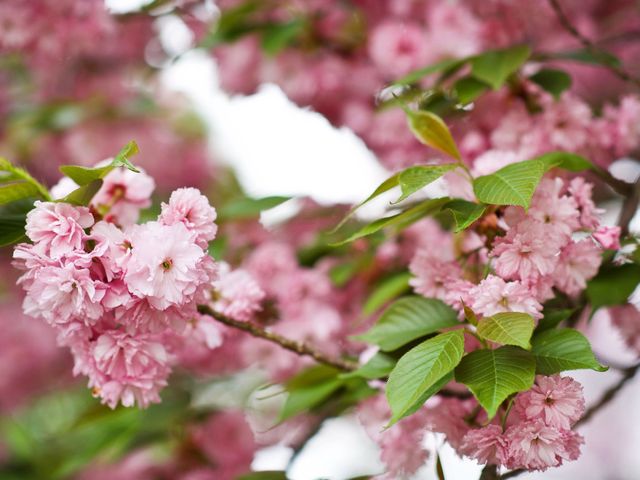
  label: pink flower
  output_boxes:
[491,220,563,283]
[89,221,133,279]
[89,331,170,409]
[25,201,93,259]
[469,275,543,319]
[159,187,217,248]
[460,425,509,465]
[368,21,429,78]
[593,225,621,250]
[567,177,603,230]
[515,375,585,430]
[124,222,214,310]
[211,262,264,321]
[552,240,602,297]
[528,178,580,236]
[505,420,583,471]
[22,260,105,326]
[91,166,155,227]
[409,249,462,302]
[423,398,477,450]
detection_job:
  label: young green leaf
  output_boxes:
[544,48,621,68]
[61,180,104,207]
[529,68,572,100]
[476,312,535,349]
[0,199,33,246]
[279,365,342,421]
[59,140,141,186]
[455,346,535,419]
[355,296,460,351]
[386,330,464,425]
[586,263,640,312]
[473,158,547,209]
[0,182,42,205]
[237,472,288,480]
[471,45,531,90]
[531,328,608,375]
[362,271,411,315]
[339,352,396,381]
[442,199,487,232]
[395,164,458,203]
[331,173,399,233]
[331,197,449,246]
[219,196,291,220]
[0,158,50,201]
[453,76,489,104]
[112,140,140,172]
[393,57,467,86]
[406,110,461,161]
[473,152,593,209]
[535,308,576,333]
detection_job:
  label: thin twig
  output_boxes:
[197,304,358,371]
[547,0,640,88]
[576,363,640,427]
[617,178,640,236]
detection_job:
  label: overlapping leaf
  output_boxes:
[531,328,607,374]
[476,312,535,349]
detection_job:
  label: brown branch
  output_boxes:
[547,0,640,88]
[197,304,358,371]
[576,363,640,427]
[617,177,640,237]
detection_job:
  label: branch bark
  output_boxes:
[547,0,640,88]
[617,177,640,236]
[197,304,359,371]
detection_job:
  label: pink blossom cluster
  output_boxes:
[213,0,640,169]
[411,176,617,320]
[13,179,221,408]
[418,375,585,471]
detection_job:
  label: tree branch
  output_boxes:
[197,304,359,371]
[547,0,640,88]
[617,177,640,236]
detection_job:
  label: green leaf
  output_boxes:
[545,48,621,68]
[453,76,489,104]
[455,346,535,418]
[471,45,531,90]
[356,296,460,351]
[59,165,111,186]
[0,181,41,205]
[393,58,467,86]
[586,263,640,312]
[442,199,487,232]
[473,158,546,208]
[531,328,608,374]
[61,180,104,207]
[529,68,572,99]
[386,330,464,425]
[406,110,461,160]
[237,472,288,480]
[476,312,535,349]
[0,158,50,201]
[473,152,593,209]
[112,140,140,172]
[362,271,411,315]
[332,174,399,233]
[261,19,306,55]
[340,352,396,380]
[59,141,140,186]
[219,196,291,220]
[0,199,34,246]
[395,164,458,203]
[535,308,576,333]
[332,197,449,246]
[280,366,342,421]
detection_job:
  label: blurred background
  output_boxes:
[1,1,640,479]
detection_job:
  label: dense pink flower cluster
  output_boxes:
[13,177,221,408]
[418,375,585,471]
[411,175,610,319]
[213,0,640,169]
